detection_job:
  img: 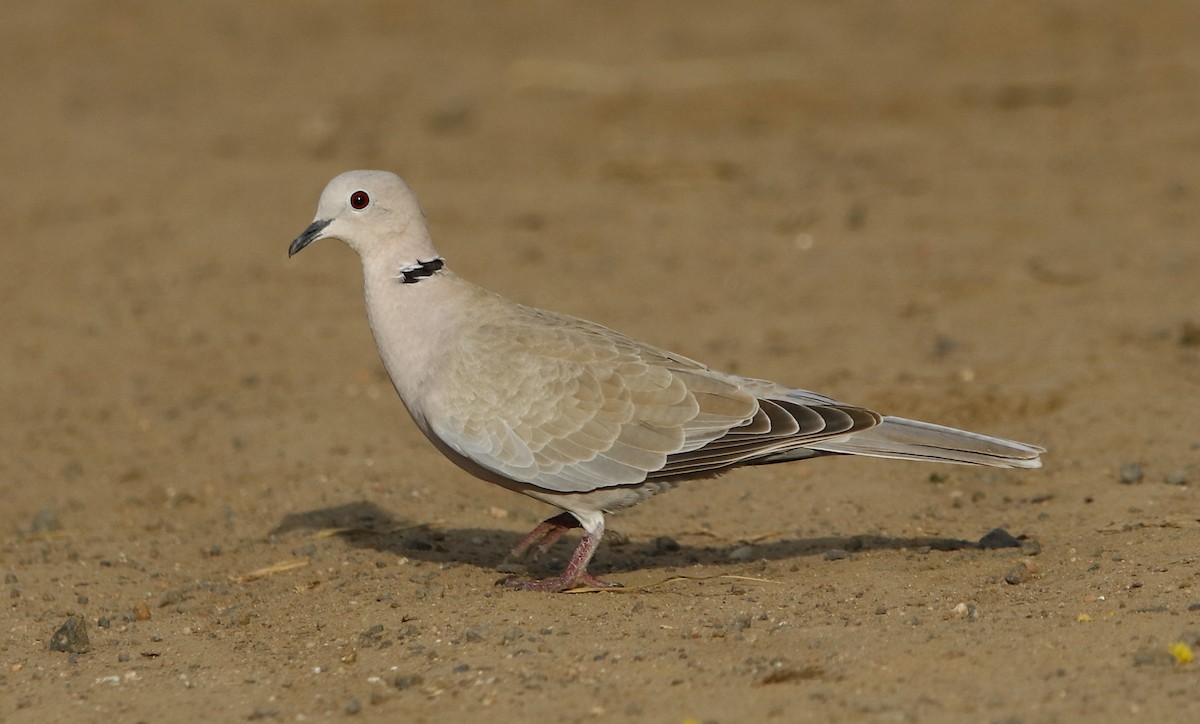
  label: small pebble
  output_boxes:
[1119,462,1144,484]
[132,601,151,621]
[950,602,981,621]
[728,545,755,561]
[359,624,385,643]
[845,201,868,230]
[1133,652,1174,666]
[933,335,959,358]
[824,549,848,561]
[427,96,474,134]
[1180,319,1200,347]
[605,529,630,547]
[1163,470,1190,486]
[463,627,486,643]
[345,698,362,715]
[48,615,90,653]
[158,588,188,608]
[1004,560,1037,585]
[728,614,752,631]
[393,674,423,690]
[760,665,825,684]
[652,536,680,554]
[31,509,61,533]
[979,528,1021,549]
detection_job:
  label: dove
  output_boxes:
[288,170,1044,592]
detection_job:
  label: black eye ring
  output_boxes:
[350,190,370,210]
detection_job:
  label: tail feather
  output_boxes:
[807,416,1044,469]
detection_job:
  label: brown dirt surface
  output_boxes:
[3,2,1200,722]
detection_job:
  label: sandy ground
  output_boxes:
[3,1,1200,722]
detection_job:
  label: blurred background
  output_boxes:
[2,2,1198,721]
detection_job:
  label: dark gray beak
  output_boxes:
[289,218,332,257]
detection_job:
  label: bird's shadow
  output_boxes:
[269,500,1028,579]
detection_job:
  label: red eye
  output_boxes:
[350,190,370,210]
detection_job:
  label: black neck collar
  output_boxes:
[398,257,445,284]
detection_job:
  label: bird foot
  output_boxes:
[501,517,619,592]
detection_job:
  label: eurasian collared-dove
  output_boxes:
[289,170,1043,591]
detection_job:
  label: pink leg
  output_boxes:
[503,516,622,592]
[509,512,578,559]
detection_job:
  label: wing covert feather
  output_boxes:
[421,306,880,492]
